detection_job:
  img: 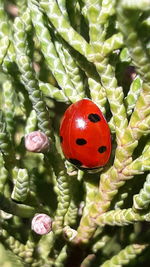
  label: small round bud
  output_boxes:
[31,213,52,235]
[25,131,50,153]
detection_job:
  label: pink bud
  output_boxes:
[31,213,52,235]
[25,131,50,153]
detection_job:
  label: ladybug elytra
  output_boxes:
[59,99,111,169]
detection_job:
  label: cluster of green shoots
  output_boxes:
[0,0,150,266]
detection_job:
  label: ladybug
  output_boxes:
[59,99,111,170]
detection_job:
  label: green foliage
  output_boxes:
[0,0,149,266]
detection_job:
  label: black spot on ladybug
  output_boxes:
[76,138,87,145]
[60,136,63,143]
[69,158,82,167]
[88,113,101,122]
[98,146,106,153]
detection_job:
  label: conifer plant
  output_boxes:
[0,0,150,266]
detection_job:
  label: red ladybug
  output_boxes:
[59,99,111,169]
